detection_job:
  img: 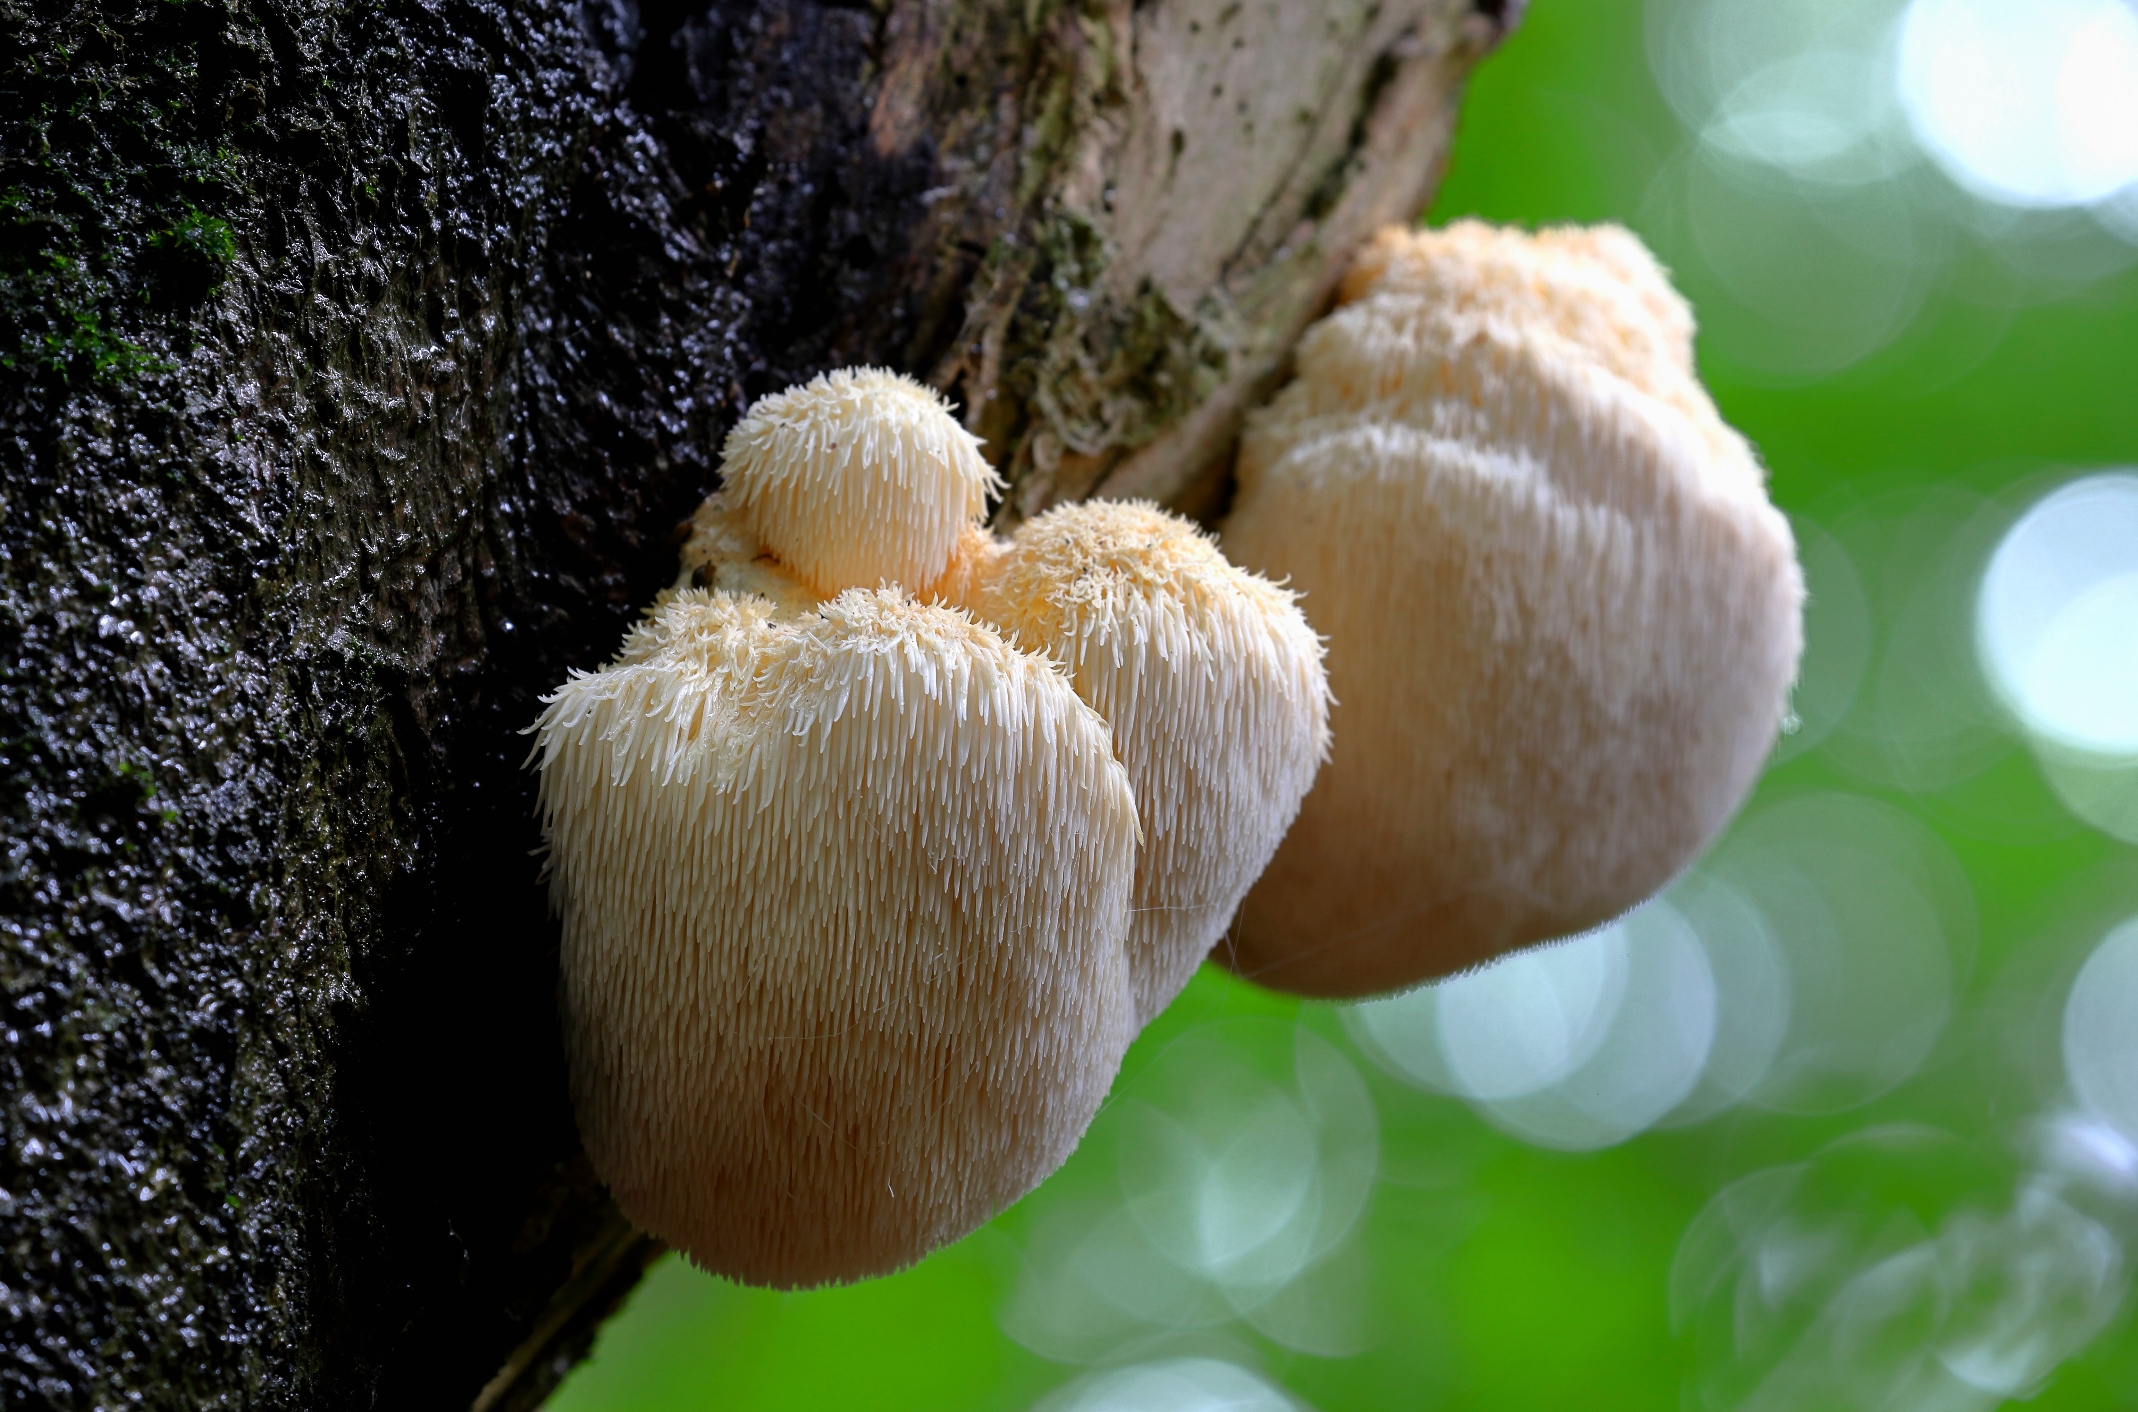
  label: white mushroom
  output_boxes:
[532,586,1139,1286]
[934,500,1331,1024]
[1218,222,1804,998]
[717,367,1004,596]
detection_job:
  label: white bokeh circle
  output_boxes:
[2064,916,2138,1144]
[1347,902,1721,1150]
[1977,472,2138,756]
[1706,794,1964,1115]
[998,1022,1378,1363]
[1898,0,2138,209]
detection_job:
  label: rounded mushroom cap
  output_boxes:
[720,367,1003,597]
[532,586,1138,1286]
[1327,221,1745,473]
[1219,223,1803,999]
[1240,296,1767,508]
[1339,219,1696,381]
[950,500,1331,1024]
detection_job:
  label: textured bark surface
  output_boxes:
[0,0,1504,1406]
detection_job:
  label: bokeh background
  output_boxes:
[546,0,2138,1406]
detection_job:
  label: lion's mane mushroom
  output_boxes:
[713,365,1004,596]
[933,500,1331,1024]
[532,585,1140,1287]
[1218,220,1804,998]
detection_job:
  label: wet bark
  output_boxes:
[0,0,1507,1405]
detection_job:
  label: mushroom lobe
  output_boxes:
[532,587,1138,1286]
[939,500,1331,1024]
[719,367,1004,598]
[1219,222,1804,999]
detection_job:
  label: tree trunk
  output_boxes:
[0,0,1508,1405]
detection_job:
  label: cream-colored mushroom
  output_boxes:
[674,491,829,617]
[532,586,1139,1286]
[1339,219,1697,387]
[1219,221,1803,998]
[717,366,1004,596]
[935,500,1331,1024]
[1323,219,1748,471]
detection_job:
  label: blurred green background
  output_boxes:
[549,1,2138,1407]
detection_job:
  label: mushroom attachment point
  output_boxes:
[1218,220,1805,999]
[531,587,1138,1286]
[934,500,1331,1024]
[717,366,1004,596]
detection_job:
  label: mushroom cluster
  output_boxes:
[531,220,1804,1289]
[530,368,1330,1287]
[1217,221,1805,998]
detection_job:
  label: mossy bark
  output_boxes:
[0,0,1506,1405]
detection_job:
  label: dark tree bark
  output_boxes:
[0,0,1509,1405]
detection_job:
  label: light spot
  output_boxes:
[1702,46,1909,182]
[1658,873,1791,1126]
[1672,1128,2126,1408]
[1439,929,1631,1102]
[1350,900,1722,1150]
[1116,1026,1375,1303]
[1707,793,1962,1115]
[998,1022,1377,1360]
[1033,1358,1304,1412]
[1977,472,2138,755]
[1977,471,2138,840]
[1898,0,2138,210]
[2064,916,2138,1145]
